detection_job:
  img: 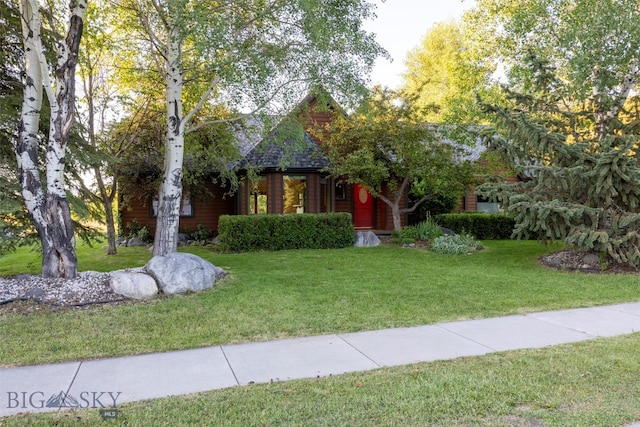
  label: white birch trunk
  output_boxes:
[16,0,86,278]
[17,0,46,230]
[153,27,185,256]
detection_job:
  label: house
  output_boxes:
[119,91,409,236]
[454,139,520,213]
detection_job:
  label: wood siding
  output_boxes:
[121,182,236,235]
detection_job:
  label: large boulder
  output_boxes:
[354,231,381,247]
[110,271,158,300]
[146,252,216,295]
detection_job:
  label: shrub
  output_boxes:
[191,223,214,241]
[126,220,151,241]
[431,233,483,255]
[435,213,515,240]
[217,213,354,252]
[414,215,443,241]
[408,190,460,224]
[391,215,443,245]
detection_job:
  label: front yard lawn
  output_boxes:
[1,240,639,366]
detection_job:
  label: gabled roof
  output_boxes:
[238,88,337,171]
[241,129,329,170]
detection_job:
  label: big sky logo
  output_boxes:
[6,391,122,409]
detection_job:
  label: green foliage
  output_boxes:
[393,215,444,244]
[414,215,444,241]
[431,233,483,255]
[189,223,214,242]
[218,213,354,252]
[402,20,497,124]
[317,87,475,230]
[436,213,515,240]
[466,0,640,104]
[408,185,460,223]
[390,227,417,245]
[125,220,151,241]
[478,52,640,265]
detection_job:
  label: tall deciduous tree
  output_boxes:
[123,0,385,256]
[74,0,141,255]
[1,0,37,255]
[465,0,639,111]
[318,87,474,231]
[16,0,87,278]
[402,20,495,124]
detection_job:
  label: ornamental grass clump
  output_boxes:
[431,233,483,255]
[414,214,444,241]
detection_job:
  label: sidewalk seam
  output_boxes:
[59,361,83,413]
[435,324,498,352]
[219,346,240,386]
[336,334,381,368]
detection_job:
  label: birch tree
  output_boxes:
[122,0,384,256]
[16,0,87,278]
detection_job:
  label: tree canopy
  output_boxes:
[317,87,475,230]
[473,0,640,266]
[117,0,386,255]
[402,20,495,124]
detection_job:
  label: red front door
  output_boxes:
[354,184,374,228]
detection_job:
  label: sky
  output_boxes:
[363,0,476,89]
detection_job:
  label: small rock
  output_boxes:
[213,266,228,280]
[23,287,44,301]
[582,253,600,265]
[110,271,158,300]
[354,231,380,247]
[439,227,455,236]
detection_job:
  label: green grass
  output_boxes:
[1,241,639,367]
[4,334,640,426]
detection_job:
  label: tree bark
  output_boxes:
[17,0,48,264]
[16,0,86,278]
[94,166,118,255]
[40,0,87,277]
[378,177,412,231]
[153,28,185,256]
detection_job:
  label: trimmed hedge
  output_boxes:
[218,213,355,252]
[435,213,515,240]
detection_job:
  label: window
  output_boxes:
[335,183,346,200]
[151,192,194,217]
[320,178,331,212]
[283,175,307,214]
[476,195,499,213]
[249,177,268,214]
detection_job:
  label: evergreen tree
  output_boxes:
[479,56,640,266]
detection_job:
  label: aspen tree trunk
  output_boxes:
[153,27,185,256]
[16,0,48,260]
[40,0,86,278]
[16,0,86,278]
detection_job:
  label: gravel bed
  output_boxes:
[0,271,124,307]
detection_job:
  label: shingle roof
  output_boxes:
[241,129,330,170]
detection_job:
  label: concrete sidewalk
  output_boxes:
[2,302,640,417]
